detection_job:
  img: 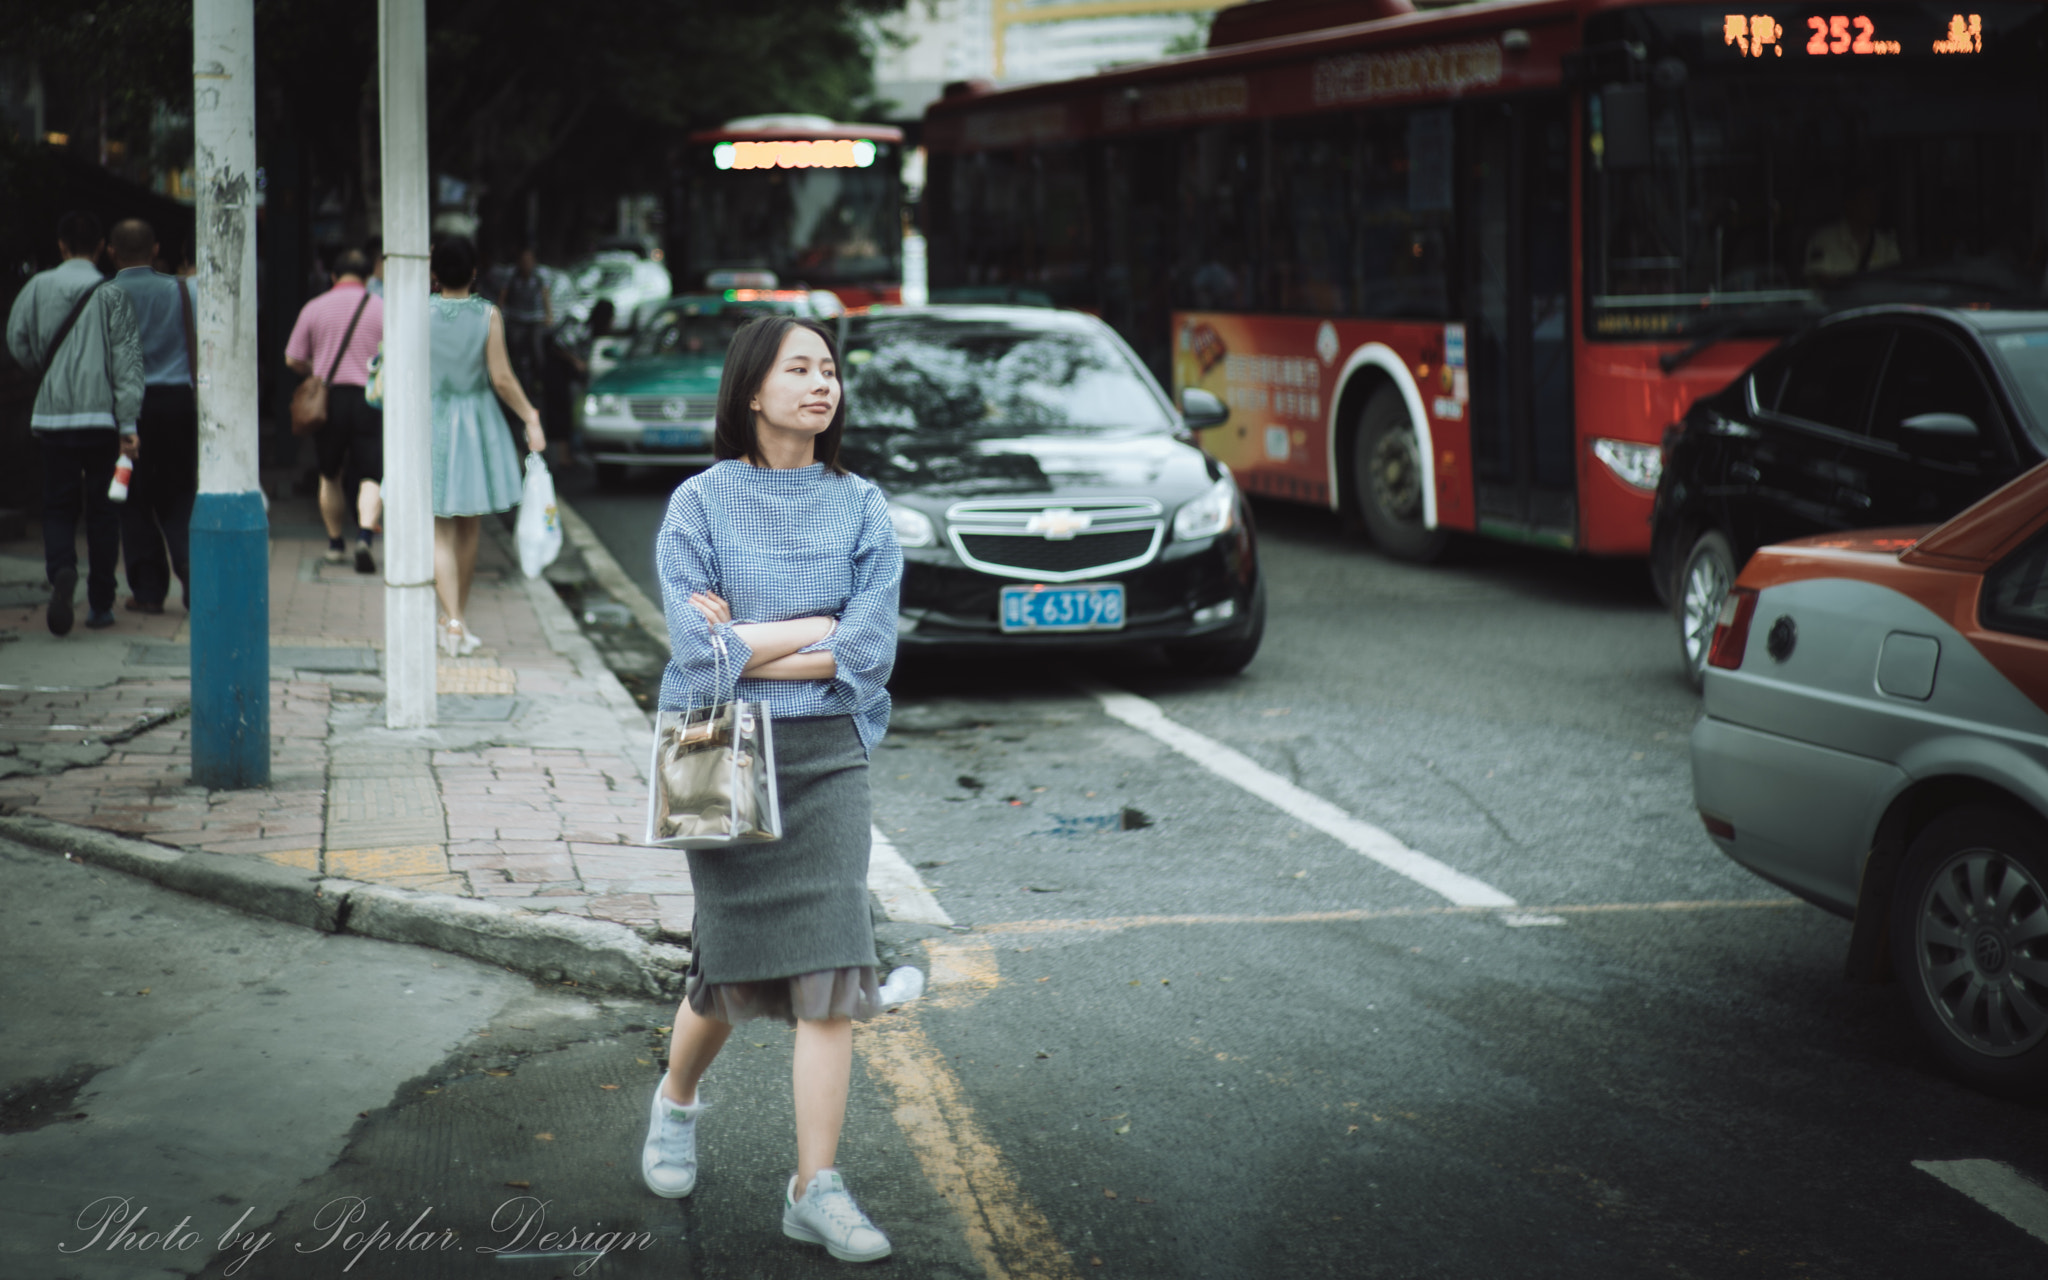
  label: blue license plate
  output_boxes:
[999,583,1126,633]
[643,425,708,449]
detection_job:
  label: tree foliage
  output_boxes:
[4,0,905,249]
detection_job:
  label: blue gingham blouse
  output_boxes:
[655,460,902,755]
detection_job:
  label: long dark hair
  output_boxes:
[713,315,848,474]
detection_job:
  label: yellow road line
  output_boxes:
[862,1014,1080,1280]
[857,935,1079,1280]
[973,898,1801,935]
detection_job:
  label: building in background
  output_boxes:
[871,0,1246,123]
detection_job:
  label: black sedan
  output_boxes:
[839,305,1264,674]
[1651,304,2048,688]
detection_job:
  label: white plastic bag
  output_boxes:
[516,452,562,578]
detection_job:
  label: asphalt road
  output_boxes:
[560,464,2048,1278]
[8,466,2045,1280]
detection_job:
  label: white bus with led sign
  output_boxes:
[674,115,905,307]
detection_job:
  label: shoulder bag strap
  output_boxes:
[327,293,371,383]
[36,279,106,377]
[176,277,198,388]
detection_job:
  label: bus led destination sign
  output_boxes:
[712,139,880,170]
[1723,11,1986,57]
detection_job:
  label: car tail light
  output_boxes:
[1707,587,1759,671]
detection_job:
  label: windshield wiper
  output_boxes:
[1658,301,1821,374]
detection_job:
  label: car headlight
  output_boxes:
[1173,475,1236,542]
[1592,438,1663,492]
[889,503,935,548]
[584,393,625,419]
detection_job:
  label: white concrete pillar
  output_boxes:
[190,0,269,787]
[379,0,437,728]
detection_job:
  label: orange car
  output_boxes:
[1692,461,2048,1093]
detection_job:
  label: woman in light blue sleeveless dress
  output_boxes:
[429,237,546,655]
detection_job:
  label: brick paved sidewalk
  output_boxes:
[0,481,692,943]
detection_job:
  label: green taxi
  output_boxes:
[581,286,840,486]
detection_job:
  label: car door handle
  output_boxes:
[1730,462,1761,483]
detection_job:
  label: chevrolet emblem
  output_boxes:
[1025,508,1091,540]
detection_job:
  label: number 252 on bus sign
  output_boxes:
[1724,12,1984,57]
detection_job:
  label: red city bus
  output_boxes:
[670,115,907,308]
[922,0,2047,561]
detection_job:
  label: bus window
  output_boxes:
[1175,124,1261,313]
[1266,113,1355,316]
[1359,108,1453,319]
[1585,5,2046,340]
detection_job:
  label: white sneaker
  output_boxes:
[783,1171,891,1262]
[640,1084,704,1198]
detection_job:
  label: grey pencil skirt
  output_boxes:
[682,714,882,1025]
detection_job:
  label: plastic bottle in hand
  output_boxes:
[108,456,134,503]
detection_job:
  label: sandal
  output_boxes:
[440,620,463,657]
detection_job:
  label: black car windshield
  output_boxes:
[844,321,1173,435]
[1988,330,2048,448]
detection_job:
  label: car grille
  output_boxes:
[944,499,1164,582]
[630,395,718,423]
[956,530,1156,575]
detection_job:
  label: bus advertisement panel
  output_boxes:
[922,0,2048,562]
[671,116,906,307]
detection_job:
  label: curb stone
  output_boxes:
[484,514,656,765]
[0,814,691,999]
[555,497,669,639]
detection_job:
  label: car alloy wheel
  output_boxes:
[1890,806,2048,1094]
[1677,530,1735,691]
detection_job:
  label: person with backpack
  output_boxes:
[4,210,145,636]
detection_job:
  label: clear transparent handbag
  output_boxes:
[643,635,782,849]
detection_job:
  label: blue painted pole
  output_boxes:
[191,0,269,789]
[188,492,269,787]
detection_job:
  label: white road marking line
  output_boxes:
[1084,684,1518,910]
[1501,912,1567,928]
[868,825,955,926]
[1914,1159,2048,1245]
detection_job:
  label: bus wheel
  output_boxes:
[1353,387,1447,563]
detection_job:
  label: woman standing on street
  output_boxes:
[638,315,902,1263]
[428,236,546,656]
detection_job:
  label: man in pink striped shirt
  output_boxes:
[285,248,384,573]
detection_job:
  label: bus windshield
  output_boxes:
[683,148,901,290]
[1585,4,2048,339]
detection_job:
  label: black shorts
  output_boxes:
[316,384,383,483]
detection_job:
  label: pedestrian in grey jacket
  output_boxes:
[5,211,145,635]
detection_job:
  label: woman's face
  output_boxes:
[750,325,840,441]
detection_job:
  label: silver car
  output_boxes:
[1692,461,2048,1093]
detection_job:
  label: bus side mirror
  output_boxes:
[1181,388,1229,430]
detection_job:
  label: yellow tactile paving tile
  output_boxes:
[327,845,450,879]
[437,664,516,694]
[257,848,322,872]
